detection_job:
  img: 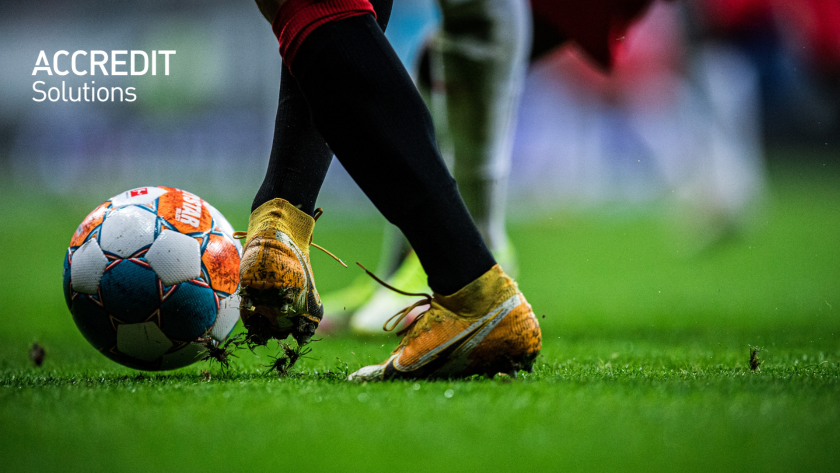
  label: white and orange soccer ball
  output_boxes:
[62,187,242,370]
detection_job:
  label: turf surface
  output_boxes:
[1,162,838,472]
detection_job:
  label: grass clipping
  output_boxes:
[749,346,762,372]
[201,334,247,370]
[265,342,312,377]
[200,332,313,378]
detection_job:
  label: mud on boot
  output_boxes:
[235,199,343,346]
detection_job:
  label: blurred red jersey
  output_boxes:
[699,0,840,75]
[530,0,658,69]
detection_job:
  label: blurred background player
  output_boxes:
[689,0,840,145]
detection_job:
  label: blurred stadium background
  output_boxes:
[1,0,837,219]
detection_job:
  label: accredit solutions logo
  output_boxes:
[31,50,176,103]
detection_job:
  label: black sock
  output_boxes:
[252,65,333,216]
[252,0,394,216]
[290,14,496,295]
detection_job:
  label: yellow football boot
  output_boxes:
[236,198,342,345]
[348,264,541,380]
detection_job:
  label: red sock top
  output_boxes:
[272,0,377,68]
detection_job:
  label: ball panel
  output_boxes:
[69,239,109,295]
[211,294,240,342]
[70,201,109,248]
[159,281,217,341]
[116,321,174,361]
[157,188,213,235]
[99,206,157,258]
[146,230,201,286]
[70,294,117,350]
[109,187,167,209]
[159,342,208,370]
[201,233,240,295]
[203,201,238,245]
[100,259,159,323]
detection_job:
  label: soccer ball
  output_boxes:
[62,186,242,371]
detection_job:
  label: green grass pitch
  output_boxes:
[1,162,838,472]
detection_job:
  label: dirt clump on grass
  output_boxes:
[201,334,247,370]
[749,346,762,372]
[265,342,312,377]
[29,343,45,367]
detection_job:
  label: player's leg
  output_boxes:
[290,13,497,296]
[244,0,541,377]
[435,0,531,263]
[239,0,394,345]
[291,10,541,378]
[251,0,394,216]
[350,0,532,334]
[252,66,332,217]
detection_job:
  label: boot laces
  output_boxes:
[355,262,432,337]
[232,207,347,267]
